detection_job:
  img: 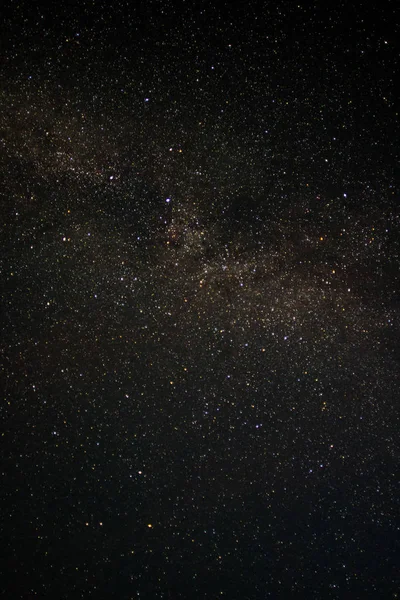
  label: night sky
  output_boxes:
[1,1,399,598]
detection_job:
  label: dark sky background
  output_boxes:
[1,1,399,598]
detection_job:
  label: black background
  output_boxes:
[1,1,399,598]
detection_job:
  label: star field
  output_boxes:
[1,1,399,598]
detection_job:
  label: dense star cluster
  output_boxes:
[1,1,399,598]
